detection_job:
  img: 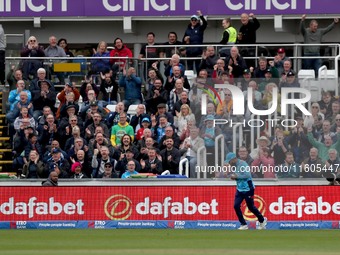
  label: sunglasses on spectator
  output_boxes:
[30,40,36,42]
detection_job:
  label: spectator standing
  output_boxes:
[109,38,133,71]
[160,32,182,67]
[91,41,111,74]
[139,32,161,73]
[238,13,260,67]
[100,71,118,105]
[219,18,237,57]
[44,35,67,84]
[119,67,142,111]
[238,13,260,44]
[220,18,237,45]
[57,38,74,57]
[300,15,338,77]
[20,36,45,80]
[182,10,207,72]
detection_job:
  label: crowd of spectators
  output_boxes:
[4,12,340,181]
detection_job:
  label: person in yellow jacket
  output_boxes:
[110,112,134,147]
[220,18,237,44]
[219,18,237,57]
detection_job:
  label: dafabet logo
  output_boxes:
[242,195,266,221]
[104,195,132,220]
[104,195,219,220]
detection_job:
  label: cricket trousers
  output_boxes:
[234,189,264,225]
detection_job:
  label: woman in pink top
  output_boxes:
[251,147,276,178]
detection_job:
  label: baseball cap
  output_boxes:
[52,148,61,154]
[38,79,51,87]
[65,82,72,87]
[66,104,76,110]
[286,71,295,77]
[191,15,199,20]
[126,148,134,154]
[265,68,272,74]
[225,152,237,163]
[157,103,166,108]
[277,48,285,53]
[90,101,98,106]
[204,115,215,121]
[104,162,112,167]
[243,69,251,74]
[142,117,150,123]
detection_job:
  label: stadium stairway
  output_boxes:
[0,91,14,175]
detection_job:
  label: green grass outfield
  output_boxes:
[0,229,339,255]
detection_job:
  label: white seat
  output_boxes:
[127,104,138,115]
[319,69,337,79]
[184,70,195,77]
[298,69,315,79]
[184,70,197,88]
[55,92,61,109]
[106,104,116,112]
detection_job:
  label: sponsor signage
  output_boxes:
[0,0,336,17]
[0,186,340,221]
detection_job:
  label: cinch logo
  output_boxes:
[242,195,266,221]
[104,195,219,220]
[104,195,132,220]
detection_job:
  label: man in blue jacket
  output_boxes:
[119,67,142,111]
[225,152,267,230]
[182,10,207,72]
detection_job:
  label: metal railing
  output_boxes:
[196,146,207,179]
[250,114,261,152]
[179,158,189,177]
[232,123,243,153]
[215,134,225,177]
[145,43,340,66]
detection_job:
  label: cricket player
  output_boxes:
[225,152,267,230]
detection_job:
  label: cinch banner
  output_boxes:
[0,0,336,17]
[0,186,339,221]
